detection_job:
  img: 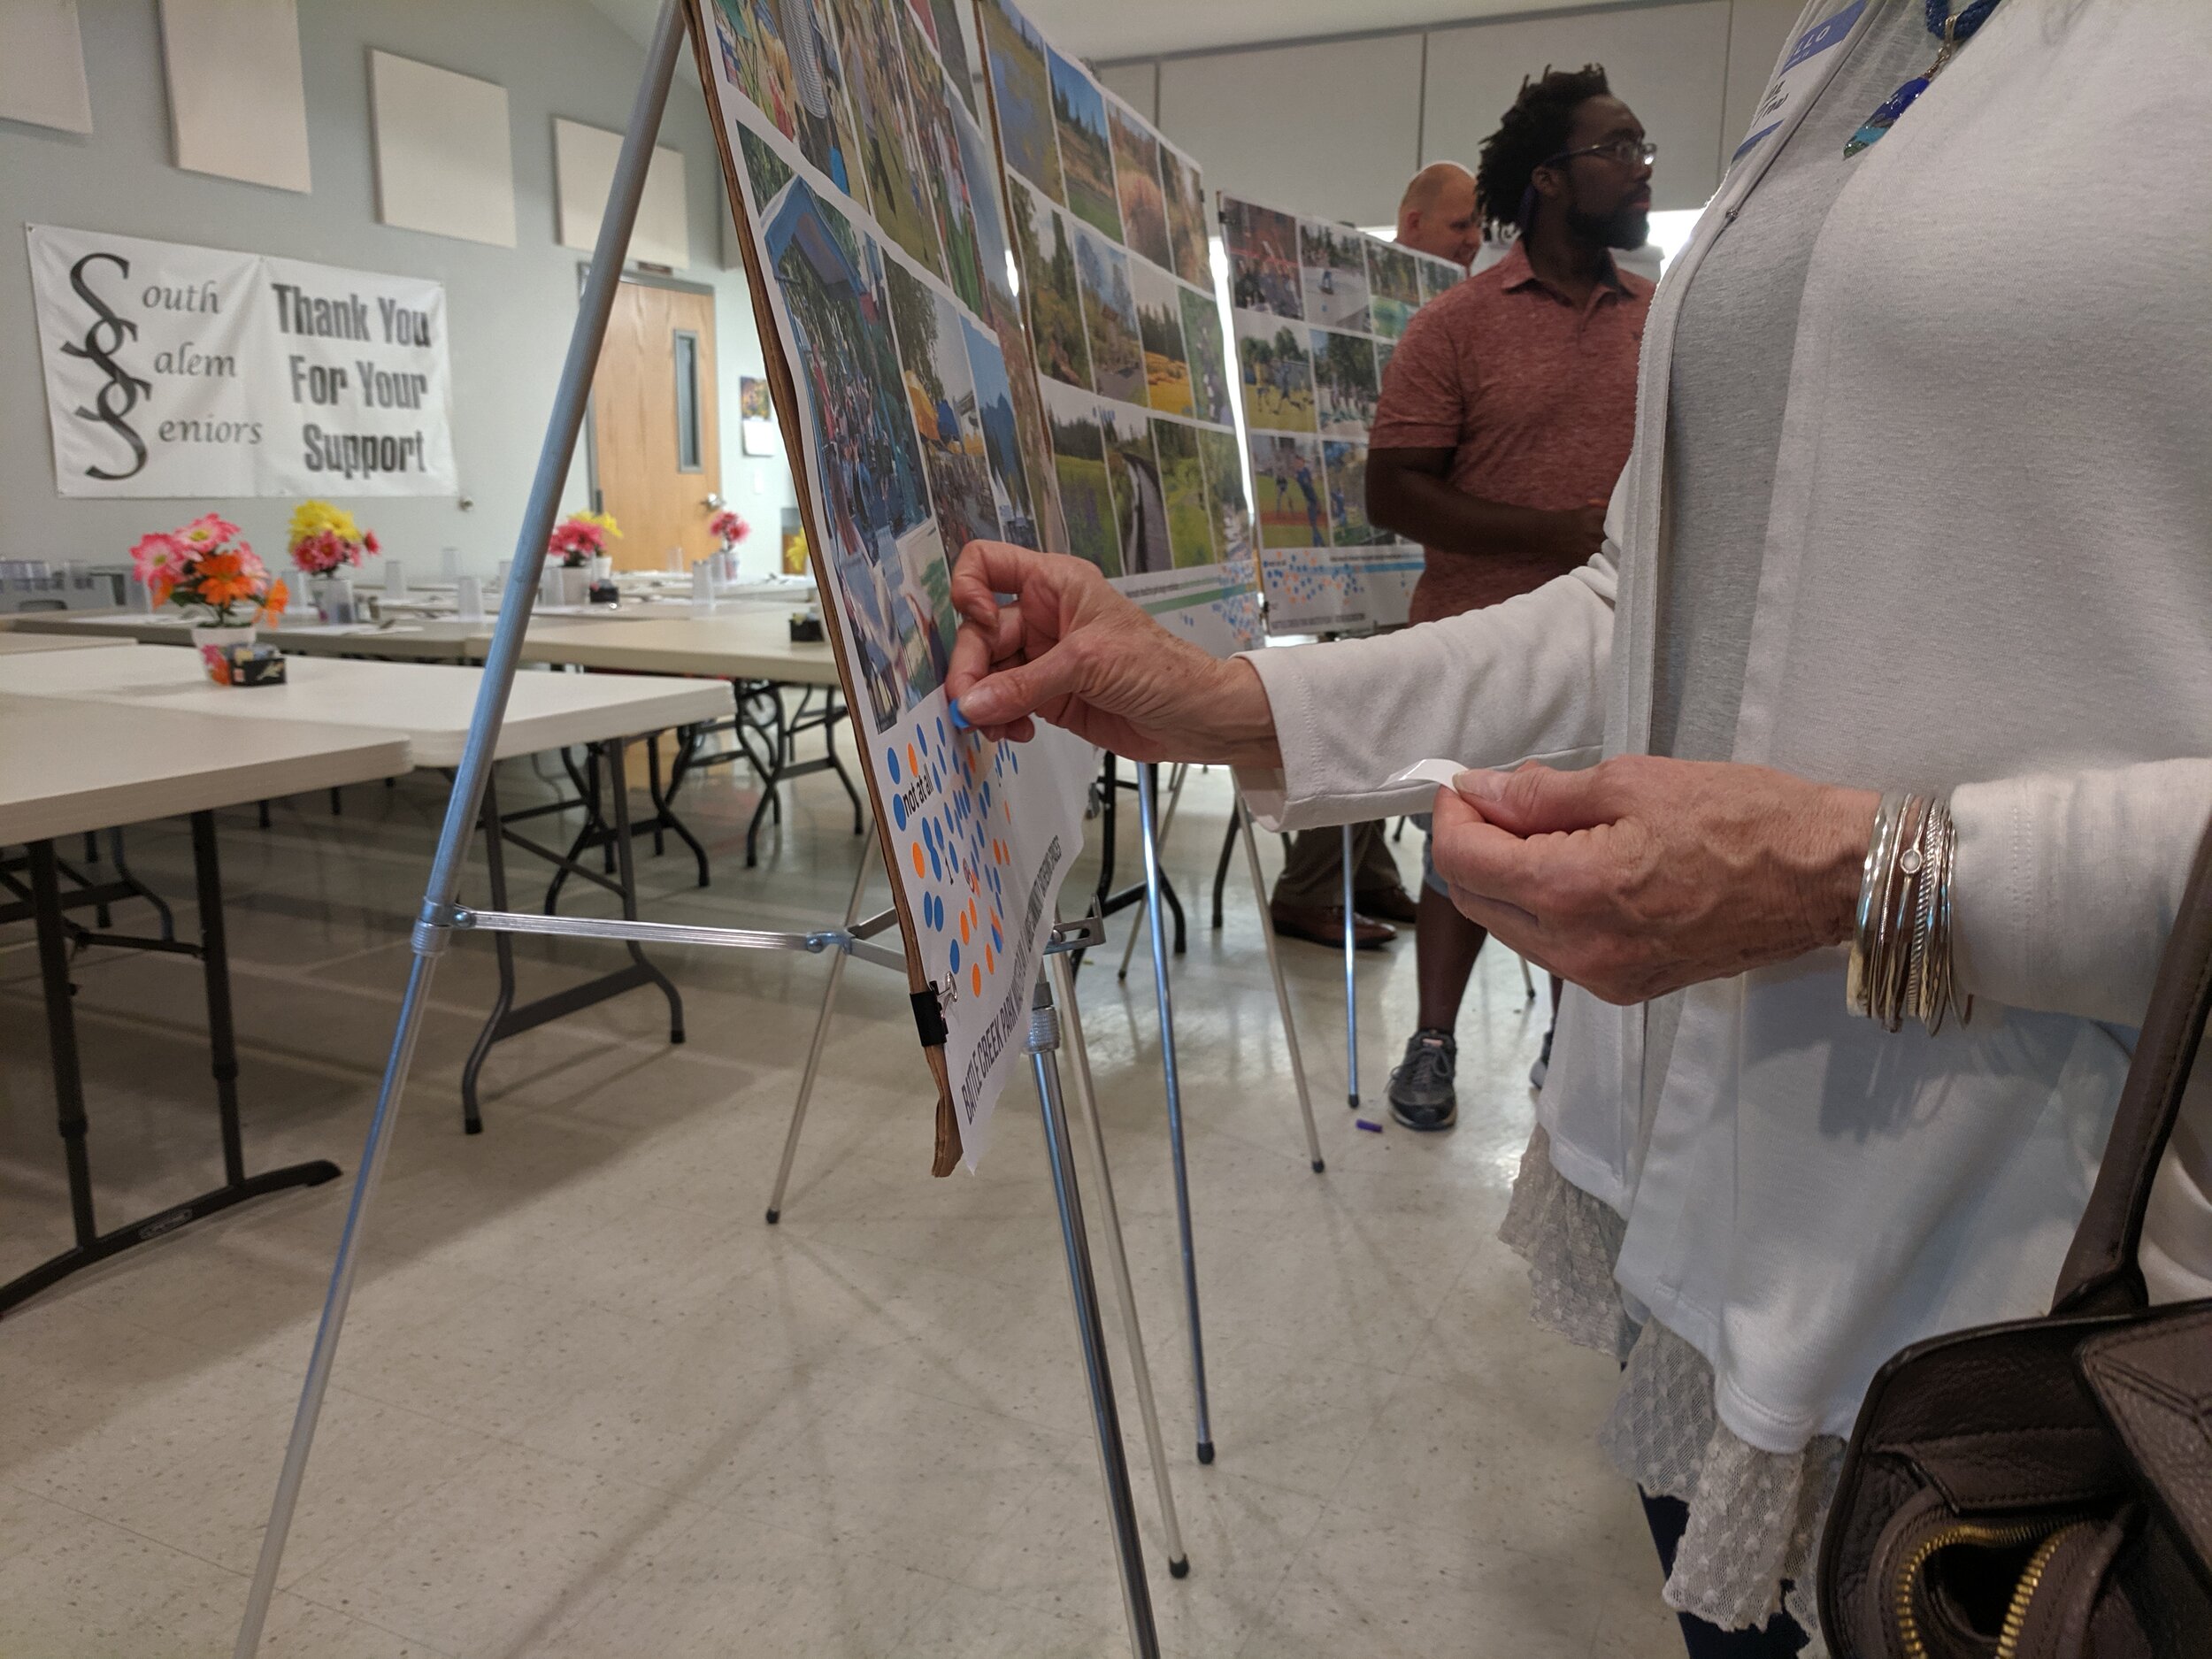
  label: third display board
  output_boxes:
[975,0,1261,657]
[1220,192,1463,634]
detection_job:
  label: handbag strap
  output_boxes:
[2053,819,2212,1317]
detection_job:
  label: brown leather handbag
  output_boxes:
[1820,826,2212,1657]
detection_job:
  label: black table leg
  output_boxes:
[1212,802,1240,930]
[1,822,340,1320]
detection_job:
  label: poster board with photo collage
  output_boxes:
[973,0,1262,658]
[687,0,1095,1172]
[1219,192,1463,634]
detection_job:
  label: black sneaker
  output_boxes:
[1387,1029,1457,1131]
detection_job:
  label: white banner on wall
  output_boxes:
[27,225,457,498]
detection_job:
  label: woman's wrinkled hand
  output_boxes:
[945,541,1281,766]
[1430,755,1878,1004]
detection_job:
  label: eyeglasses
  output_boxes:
[1545,138,1658,169]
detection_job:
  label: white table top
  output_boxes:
[0,646,734,767]
[518,611,841,685]
[0,693,410,844]
[0,631,139,657]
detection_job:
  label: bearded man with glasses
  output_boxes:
[1364,65,1656,1133]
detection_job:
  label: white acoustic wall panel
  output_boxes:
[1096,60,1157,126]
[1422,1,1732,211]
[158,0,311,191]
[554,118,689,269]
[1159,33,1423,228]
[369,50,517,247]
[0,0,93,134]
[1721,0,1809,168]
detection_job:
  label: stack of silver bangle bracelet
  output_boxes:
[1846,790,1972,1034]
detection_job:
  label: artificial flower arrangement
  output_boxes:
[131,515,289,683]
[131,514,288,627]
[287,500,380,578]
[709,508,750,550]
[549,510,620,568]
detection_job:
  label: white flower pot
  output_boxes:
[555,567,591,605]
[591,555,614,580]
[189,624,257,684]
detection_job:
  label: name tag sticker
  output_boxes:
[1731,0,1866,165]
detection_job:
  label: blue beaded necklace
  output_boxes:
[1844,0,2005,156]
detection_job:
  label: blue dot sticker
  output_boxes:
[949,940,961,972]
[885,749,901,784]
[893,796,907,830]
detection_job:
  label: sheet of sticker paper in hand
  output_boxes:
[972,0,1263,658]
[686,0,1094,1171]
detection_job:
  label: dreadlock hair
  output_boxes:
[1475,64,1613,238]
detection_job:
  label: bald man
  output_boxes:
[1397,161,1482,268]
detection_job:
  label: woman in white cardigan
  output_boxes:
[947,0,2211,1649]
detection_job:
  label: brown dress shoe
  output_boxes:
[1355,884,1419,925]
[1271,900,1395,949]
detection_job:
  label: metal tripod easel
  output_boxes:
[234,8,1162,1655]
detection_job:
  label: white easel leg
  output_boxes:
[1341,824,1359,1111]
[764,832,873,1224]
[1239,807,1323,1172]
[1136,763,1214,1463]
[1051,949,1188,1577]
[1026,974,1163,1659]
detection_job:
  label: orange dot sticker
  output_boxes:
[911,842,925,877]
[959,913,970,943]
[984,943,995,973]
[971,964,983,996]
[907,742,918,773]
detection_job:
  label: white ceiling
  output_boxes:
[585,0,1618,70]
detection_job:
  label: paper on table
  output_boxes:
[1386,757,1471,791]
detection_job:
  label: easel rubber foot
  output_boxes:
[465,1120,483,1136]
[764,1209,780,1225]
[1196,1440,1215,1465]
[1310,1158,1325,1172]
[1169,1556,1191,1578]
[1347,1094,1358,1110]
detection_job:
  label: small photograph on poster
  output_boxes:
[1041,378,1117,574]
[887,263,1002,558]
[1374,337,1396,385]
[1225,198,1301,318]
[1299,219,1371,332]
[1235,311,1316,433]
[1132,264,1192,418]
[711,0,867,207]
[960,312,1039,549]
[1102,400,1159,577]
[1418,252,1462,305]
[1324,440,1375,545]
[979,0,1063,204]
[1250,432,1328,549]
[891,517,956,699]
[740,374,780,454]
[1161,144,1211,288]
[1196,426,1252,559]
[1311,327,1379,437]
[761,179,930,729]
[924,0,975,116]
[1151,419,1217,568]
[735,121,796,210]
[1107,102,1171,271]
[1367,242,1423,339]
[1179,286,1233,426]
[828,0,944,278]
[1008,178,1090,390]
[895,7,985,314]
[1072,223,1143,404]
[1048,49,1121,242]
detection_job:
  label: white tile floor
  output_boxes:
[1,745,1682,1656]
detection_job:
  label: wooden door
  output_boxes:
[589,280,721,571]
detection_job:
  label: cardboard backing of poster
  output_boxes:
[1217,192,1463,635]
[686,0,1093,1171]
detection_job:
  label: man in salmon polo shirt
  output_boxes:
[1266,160,1485,952]
[1371,67,1654,1132]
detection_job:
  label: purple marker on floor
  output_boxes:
[1355,1118,1383,1133]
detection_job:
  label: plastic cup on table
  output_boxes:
[384,559,407,596]
[691,563,715,605]
[456,576,485,621]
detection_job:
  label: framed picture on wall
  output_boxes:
[738,374,779,455]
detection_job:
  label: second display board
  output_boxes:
[975,0,1261,657]
[1221,192,1463,634]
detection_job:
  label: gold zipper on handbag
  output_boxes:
[1893,1516,2077,1659]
